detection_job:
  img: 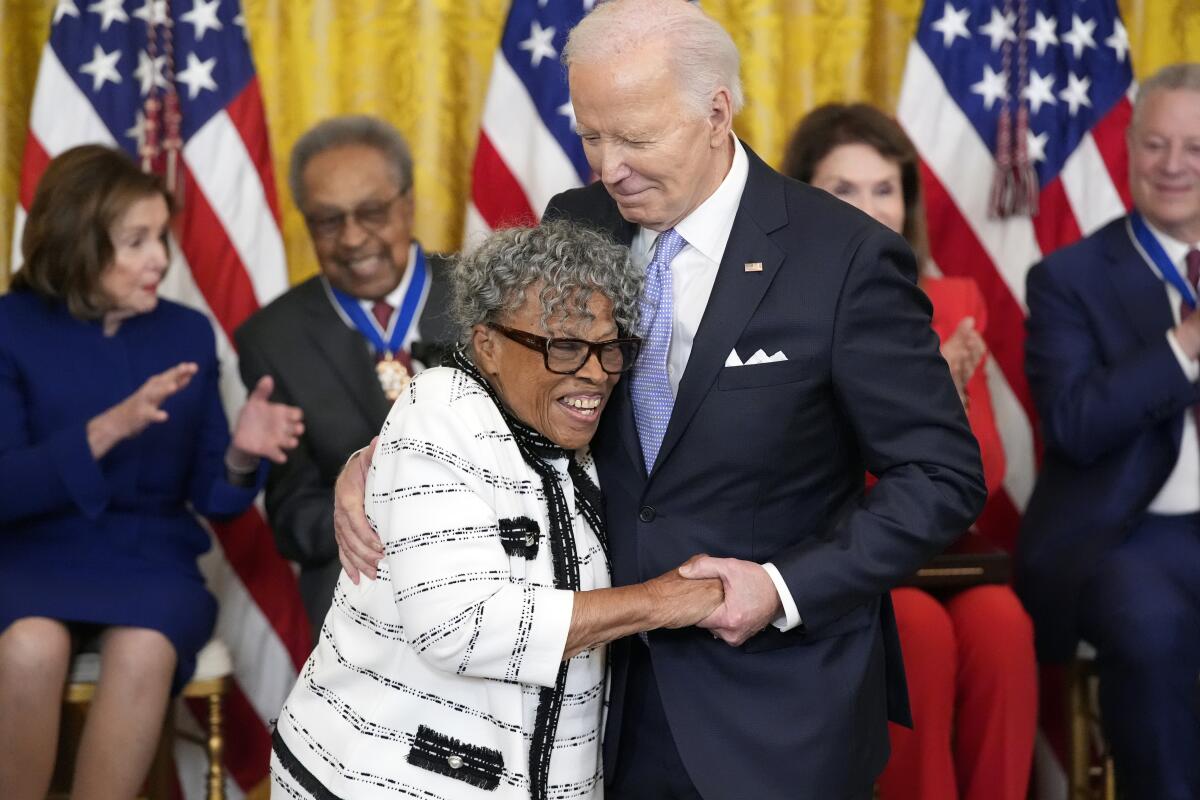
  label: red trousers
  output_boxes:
[878,585,1038,800]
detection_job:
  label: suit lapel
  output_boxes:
[303,280,392,425]
[652,149,787,474]
[1108,217,1176,348]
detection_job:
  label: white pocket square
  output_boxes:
[725,348,787,367]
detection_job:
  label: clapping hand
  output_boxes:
[940,317,986,408]
[228,376,304,467]
[87,362,199,458]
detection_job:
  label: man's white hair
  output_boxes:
[562,0,744,119]
[1131,63,1200,129]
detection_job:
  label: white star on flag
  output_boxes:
[182,0,224,41]
[125,111,147,147]
[1026,129,1049,163]
[1061,14,1097,60]
[978,7,1015,51]
[176,51,218,99]
[971,65,1008,110]
[1059,72,1093,116]
[1105,19,1130,63]
[519,20,557,68]
[1022,69,1057,114]
[133,0,170,26]
[234,12,248,39]
[134,50,167,96]
[79,44,122,91]
[53,0,80,24]
[1026,11,1058,57]
[558,99,577,131]
[931,2,971,47]
[87,0,128,31]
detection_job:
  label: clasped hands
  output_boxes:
[333,440,782,647]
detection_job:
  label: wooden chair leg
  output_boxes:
[205,690,226,800]
[1068,661,1091,800]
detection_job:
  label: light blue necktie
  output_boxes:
[631,228,686,473]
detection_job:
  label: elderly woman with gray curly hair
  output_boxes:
[271,220,723,800]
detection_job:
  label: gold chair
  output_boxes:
[53,638,232,800]
[1067,642,1116,800]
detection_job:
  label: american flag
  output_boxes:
[463,0,595,241]
[12,0,309,795]
[896,0,1133,795]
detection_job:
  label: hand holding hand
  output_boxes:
[334,437,384,583]
[644,556,724,629]
[678,556,783,646]
[229,376,305,466]
[88,362,199,457]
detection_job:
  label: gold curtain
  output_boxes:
[2,0,1197,291]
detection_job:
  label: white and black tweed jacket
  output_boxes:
[272,366,608,800]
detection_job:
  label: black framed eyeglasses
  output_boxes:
[489,323,641,375]
[304,188,408,241]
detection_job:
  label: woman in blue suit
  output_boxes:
[0,145,304,799]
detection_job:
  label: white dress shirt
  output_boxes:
[630,136,802,632]
[1132,218,1200,514]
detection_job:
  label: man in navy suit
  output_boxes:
[336,1,984,796]
[1018,64,1200,800]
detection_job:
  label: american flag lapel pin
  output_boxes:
[744,262,763,273]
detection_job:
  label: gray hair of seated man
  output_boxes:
[562,0,744,120]
[450,219,642,347]
[288,115,414,210]
[1131,63,1200,129]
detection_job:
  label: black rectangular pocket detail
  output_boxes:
[406,724,504,791]
[498,516,540,559]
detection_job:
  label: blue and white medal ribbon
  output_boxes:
[1130,212,1196,309]
[327,244,429,399]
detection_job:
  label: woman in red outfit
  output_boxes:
[784,104,1038,800]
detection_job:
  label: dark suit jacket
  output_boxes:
[545,146,986,799]
[1018,216,1200,662]
[234,258,455,641]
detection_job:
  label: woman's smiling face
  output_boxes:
[474,284,621,451]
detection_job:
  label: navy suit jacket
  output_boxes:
[1018,216,1200,662]
[545,146,986,798]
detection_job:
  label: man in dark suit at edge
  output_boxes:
[235,115,454,643]
[1017,63,1200,799]
[335,2,985,797]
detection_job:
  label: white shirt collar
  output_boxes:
[634,135,749,263]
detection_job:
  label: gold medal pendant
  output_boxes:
[376,353,411,401]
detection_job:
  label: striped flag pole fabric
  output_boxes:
[12,1,309,795]
[896,0,1133,795]
[463,0,595,242]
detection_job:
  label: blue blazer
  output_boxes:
[546,146,985,798]
[1018,216,1200,662]
[0,291,263,688]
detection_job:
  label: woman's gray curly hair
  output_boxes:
[450,220,642,346]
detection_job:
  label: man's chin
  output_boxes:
[328,266,401,299]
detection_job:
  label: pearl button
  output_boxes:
[447,755,463,770]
